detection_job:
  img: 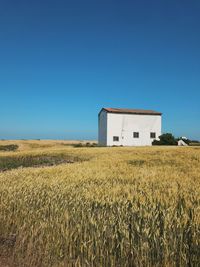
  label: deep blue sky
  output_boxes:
[0,0,200,140]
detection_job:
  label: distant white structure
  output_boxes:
[178,137,188,146]
[98,108,162,146]
[178,140,188,146]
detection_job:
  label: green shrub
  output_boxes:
[152,133,177,146]
[74,142,97,148]
[73,143,84,147]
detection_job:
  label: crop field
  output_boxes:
[0,140,199,267]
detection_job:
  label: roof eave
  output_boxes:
[105,110,162,116]
[98,108,107,116]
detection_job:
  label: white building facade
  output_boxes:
[98,108,162,146]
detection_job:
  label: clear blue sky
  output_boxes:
[0,0,200,140]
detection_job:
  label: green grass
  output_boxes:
[0,153,86,171]
[0,144,18,152]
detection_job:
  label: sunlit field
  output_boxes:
[0,140,199,267]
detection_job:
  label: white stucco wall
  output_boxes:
[100,112,161,146]
[98,110,107,146]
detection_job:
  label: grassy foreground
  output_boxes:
[0,140,200,267]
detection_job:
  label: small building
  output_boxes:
[178,137,188,146]
[98,108,162,146]
[178,140,188,146]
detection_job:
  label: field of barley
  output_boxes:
[0,140,199,267]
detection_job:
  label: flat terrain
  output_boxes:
[0,140,199,267]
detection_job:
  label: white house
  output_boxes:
[98,108,162,146]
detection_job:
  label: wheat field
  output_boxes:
[0,140,199,267]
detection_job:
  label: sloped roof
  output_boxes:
[100,108,162,115]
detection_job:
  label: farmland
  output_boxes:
[0,140,200,267]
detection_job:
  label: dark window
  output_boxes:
[150,132,156,138]
[133,132,139,138]
[113,136,119,141]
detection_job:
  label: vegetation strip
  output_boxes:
[0,145,18,152]
[0,154,86,171]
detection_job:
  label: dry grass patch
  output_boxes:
[0,141,199,267]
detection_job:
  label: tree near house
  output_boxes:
[152,133,178,146]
